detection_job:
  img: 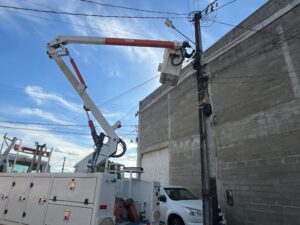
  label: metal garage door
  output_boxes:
[141,148,169,186]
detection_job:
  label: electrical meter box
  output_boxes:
[158,48,184,86]
[0,173,116,225]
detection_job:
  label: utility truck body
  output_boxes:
[0,34,188,225]
[0,173,116,225]
[0,172,160,225]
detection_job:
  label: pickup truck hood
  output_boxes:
[175,200,203,211]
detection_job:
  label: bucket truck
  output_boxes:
[46,35,190,172]
[0,35,190,225]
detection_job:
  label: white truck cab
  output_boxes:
[159,186,203,225]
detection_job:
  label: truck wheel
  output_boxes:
[170,216,184,225]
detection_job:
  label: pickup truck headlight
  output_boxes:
[184,207,202,216]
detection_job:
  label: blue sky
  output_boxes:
[0,0,267,171]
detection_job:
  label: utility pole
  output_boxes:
[193,11,215,225]
[164,2,218,224]
[62,156,66,173]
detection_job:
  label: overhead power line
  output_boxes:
[20,0,154,39]
[123,129,138,139]
[0,9,153,39]
[0,125,137,136]
[165,19,195,44]
[98,75,159,106]
[204,17,298,40]
[0,120,136,127]
[0,5,188,19]
[80,0,187,16]
[32,75,159,140]
[0,125,90,136]
[213,0,237,12]
[204,18,300,41]
[206,18,277,36]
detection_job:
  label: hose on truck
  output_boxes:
[110,138,127,158]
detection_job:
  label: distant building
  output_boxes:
[138,0,300,224]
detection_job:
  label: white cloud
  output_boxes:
[95,18,164,67]
[0,121,92,172]
[112,153,137,168]
[25,86,81,113]
[0,9,23,32]
[2,0,176,78]
[64,14,89,36]
[101,109,124,119]
[0,0,166,172]
[108,138,138,167]
[0,0,50,30]
[0,120,138,173]
[59,3,167,70]
[123,139,138,150]
[108,68,121,78]
[19,108,68,124]
[24,86,123,122]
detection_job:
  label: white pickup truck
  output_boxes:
[159,186,203,225]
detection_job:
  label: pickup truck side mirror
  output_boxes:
[160,195,167,202]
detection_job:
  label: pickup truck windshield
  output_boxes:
[164,187,199,200]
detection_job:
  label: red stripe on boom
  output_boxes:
[70,58,86,86]
[105,38,175,48]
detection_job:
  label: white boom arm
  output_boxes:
[48,35,184,49]
[47,35,188,169]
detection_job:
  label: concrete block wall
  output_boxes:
[139,68,202,196]
[168,75,201,195]
[139,93,169,151]
[138,1,300,224]
[205,1,300,224]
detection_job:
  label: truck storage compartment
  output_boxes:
[23,177,52,225]
[44,203,93,225]
[4,177,31,223]
[0,176,13,221]
[50,177,97,204]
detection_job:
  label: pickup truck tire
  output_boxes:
[168,215,184,225]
